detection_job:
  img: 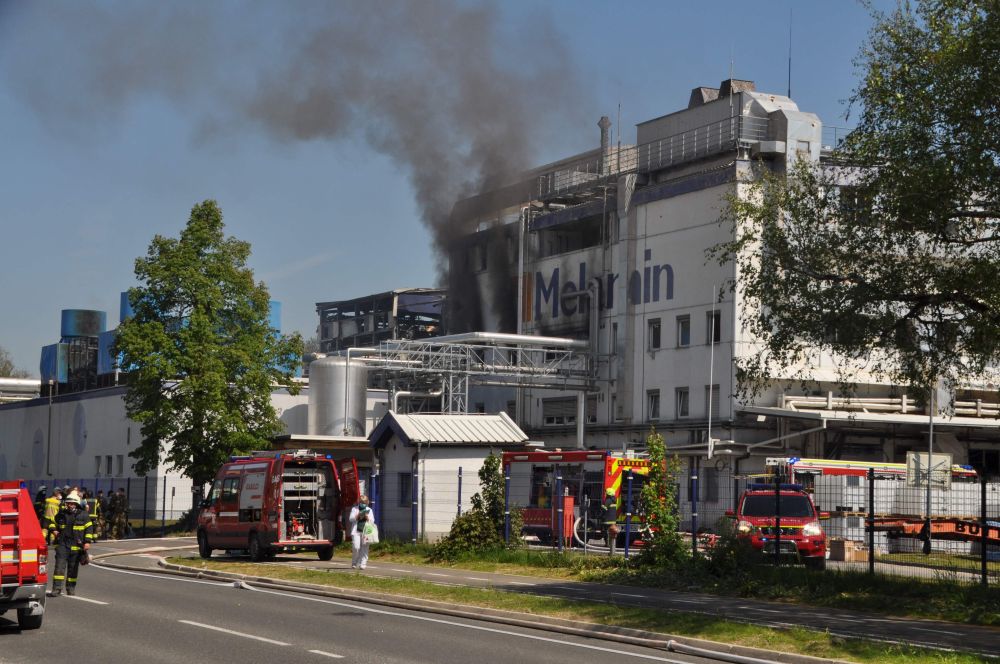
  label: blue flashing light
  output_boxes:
[326,454,332,459]
[960,464,974,470]
[788,457,800,464]
[748,482,804,492]
[20,481,26,489]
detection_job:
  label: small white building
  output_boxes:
[369,411,529,542]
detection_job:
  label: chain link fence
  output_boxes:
[23,475,196,538]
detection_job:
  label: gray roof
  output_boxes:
[369,411,528,447]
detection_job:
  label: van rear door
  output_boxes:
[338,459,360,507]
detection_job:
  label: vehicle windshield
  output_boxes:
[741,494,814,518]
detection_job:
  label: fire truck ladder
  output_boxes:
[0,488,25,591]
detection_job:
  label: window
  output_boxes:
[94,456,102,477]
[705,384,720,419]
[675,387,689,418]
[646,390,660,421]
[506,400,516,418]
[542,397,576,426]
[702,467,719,502]
[676,315,690,347]
[611,323,618,355]
[647,318,661,350]
[105,455,113,476]
[115,455,124,477]
[475,402,486,413]
[610,394,621,421]
[221,478,239,501]
[706,310,721,344]
[398,472,413,508]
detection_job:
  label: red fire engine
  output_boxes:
[502,450,652,546]
[197,450,360,561]
[0,480,48,629]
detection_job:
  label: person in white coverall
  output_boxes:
[350,495,372,569]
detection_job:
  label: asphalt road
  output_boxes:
[0,539,716,664]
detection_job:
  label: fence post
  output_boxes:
[624,470,634,559]
[411,463,418,544]
[160,475,167,538]
[142,476,149,537]
[773,475,781,567]
[556,473,563,553]
[691,458,699,557]
[982,474,989,589]
[457,467,462,518]
[504,464,511,546]
[868,467,875,575]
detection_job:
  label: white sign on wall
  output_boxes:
[906,451,952,490]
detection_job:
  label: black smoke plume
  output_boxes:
[1,1,588,330]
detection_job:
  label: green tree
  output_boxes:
[115,200,303,492]
[0,345,30,378]
[714,0,1000,398]
[638,429,685,567]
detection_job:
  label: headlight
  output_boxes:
[802,521,823,537]
[736,520,754,535]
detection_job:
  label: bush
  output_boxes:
[431,510,504,560]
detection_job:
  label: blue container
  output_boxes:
[269,300,281,333]
[97,330,119,375]
[40,343,68,383]
[60,309,106,338]
[119,291,134,323]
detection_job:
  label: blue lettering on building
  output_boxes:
[533,251,674,320]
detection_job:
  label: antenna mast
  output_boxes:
[787,8,793,97]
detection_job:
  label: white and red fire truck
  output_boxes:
[197,450,360,561]
[503,450,652,546]
[0,480,48,629]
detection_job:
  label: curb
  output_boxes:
[93,549,850,664]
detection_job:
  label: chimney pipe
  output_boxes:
[598,115,611,174]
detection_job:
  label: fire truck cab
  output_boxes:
[0,481,48,629]
[197,450,359,561]
[729,483,827,570]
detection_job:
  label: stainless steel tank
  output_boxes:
[308,356,368,436]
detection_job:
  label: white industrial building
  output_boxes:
[446,78,1000,481]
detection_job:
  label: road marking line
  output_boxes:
[911,627,962,636]
[245,586,692,662]
[390,568,412,573]
[425,573,450,578]
[466,577,489,582]
[611,592,648,598]
[510,581,535,586]
[65,595,108,605]
[307,650,344,659]
[548,586,578,591]
[178,620,290,645]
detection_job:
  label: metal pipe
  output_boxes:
[426,331,589,349]
[575,392,586,450]
[392,383,445,412]
[343,347,378,435]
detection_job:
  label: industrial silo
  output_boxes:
[308,356,368,436]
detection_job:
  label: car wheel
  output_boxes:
[197,531,212,559]
[248,533,265,562]
[317,546,334,561]
[17,609,43,630]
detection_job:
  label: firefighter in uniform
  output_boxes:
[49,491,94,597]
[601,488,619,556]
[109,488,129,539]
[43,487,63,545]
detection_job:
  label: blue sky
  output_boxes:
[0,0,887,376]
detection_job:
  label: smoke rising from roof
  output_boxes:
[2,1,585,271]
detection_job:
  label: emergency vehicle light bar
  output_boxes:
[748,483,804,491]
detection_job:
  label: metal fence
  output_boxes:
[23,475,196,538]
[496,462,999,587]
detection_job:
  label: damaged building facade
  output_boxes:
[447,78,1000,481]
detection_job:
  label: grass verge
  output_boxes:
[166,555,996,664]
